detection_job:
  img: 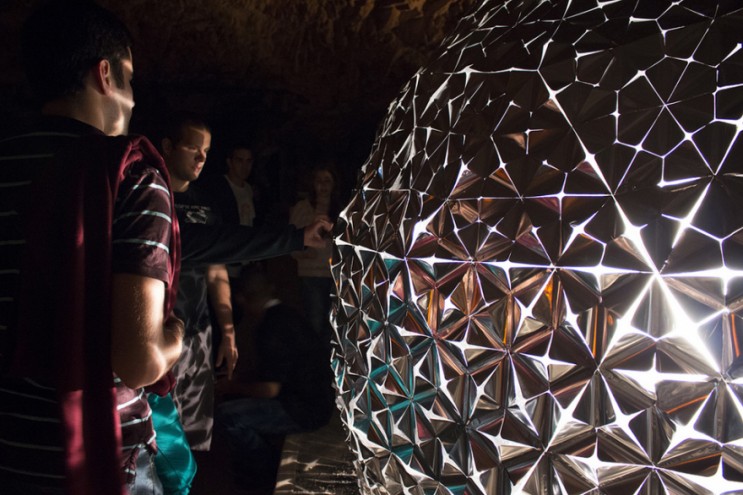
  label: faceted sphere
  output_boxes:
[330,1,743,494]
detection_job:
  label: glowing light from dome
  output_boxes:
[331,1,743,493]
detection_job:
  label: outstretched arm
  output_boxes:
[180,219,334,266]
[303,217,333,249]
[180,223,304,265]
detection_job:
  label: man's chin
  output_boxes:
[107,121,129,137]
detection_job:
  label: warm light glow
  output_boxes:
[331,1,743,494]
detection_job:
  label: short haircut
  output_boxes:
[21,1,133,104]
[162,112,212,145]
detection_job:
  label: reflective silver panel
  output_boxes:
[331,1,743,493]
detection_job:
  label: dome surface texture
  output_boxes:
[331,1,743,494]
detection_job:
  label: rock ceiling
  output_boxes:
[0,0,477,161]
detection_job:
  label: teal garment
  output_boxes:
[148,393,197,495]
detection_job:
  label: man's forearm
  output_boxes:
[206,264,234,337]
[111,274,184,389]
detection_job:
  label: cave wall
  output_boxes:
[0,0,478,205]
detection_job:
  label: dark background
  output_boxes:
[0,0,477,213]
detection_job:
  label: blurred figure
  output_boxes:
[202,142,259,322]
[202,142,257,230]
[215,264,335,492]
[219,144,257,227]
[289,165,341,339]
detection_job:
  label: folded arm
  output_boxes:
[111,273,184,389]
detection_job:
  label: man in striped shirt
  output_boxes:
[0,3,183,494]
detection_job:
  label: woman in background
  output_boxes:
[289,165,340,339]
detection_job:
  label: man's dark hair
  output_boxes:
[163,112,212,145]
[21,1,133,104]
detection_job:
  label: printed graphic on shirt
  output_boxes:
[177,203,213,225]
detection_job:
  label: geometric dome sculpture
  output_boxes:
[330,1,743,493]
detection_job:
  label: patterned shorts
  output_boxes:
[170,326,215,451]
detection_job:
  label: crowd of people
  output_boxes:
[0,2,343,494]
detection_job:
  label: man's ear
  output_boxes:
[91,59,114,95]
[161,137,173,156]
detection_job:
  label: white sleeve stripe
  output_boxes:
[0,131,79,143]
[112,238,170,254]
[0,181,32,188]
[131,183,170,194]
[120,416,150,427]
[120,409,153,426]
[121,442,147,450]
[0,154,53,162]
[116,395,142,410]
[0,412,60,423]
[0,388,57,403]
[0,438,64,451]
[115,387,146,409]
[22,378,56,390]
[0,464,65,479]
[114,210,172,224]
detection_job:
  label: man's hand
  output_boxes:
[303,216,333,248]
[164,314,185,343]
[206,264,238,379]
[216,331,238,380]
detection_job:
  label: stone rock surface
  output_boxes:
[0,0,477,154]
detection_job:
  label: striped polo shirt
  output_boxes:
[0,117,174,486]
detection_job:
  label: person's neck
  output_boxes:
[42,97,105,134]
[170,178,190,193]
[226,172,245,188]
[315,195,331,212]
